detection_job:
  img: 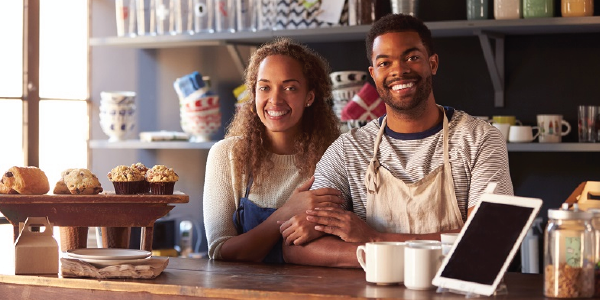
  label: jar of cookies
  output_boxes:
[544,203,595,298]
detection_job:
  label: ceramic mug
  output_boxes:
[492,123,510,142]
[536,114,571,143]
[356,242,405,285]
[440,233,460,256]
[492,115,522,126]
[404,240,442,290]
[508,125,539,143]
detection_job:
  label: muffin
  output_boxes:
[107,165,144,194]
[62,168,103,195]
[145,165,179,195]
[131,162,150,193]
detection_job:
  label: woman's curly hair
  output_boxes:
[226,37,340,186]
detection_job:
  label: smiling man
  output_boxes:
[279,14,514,267]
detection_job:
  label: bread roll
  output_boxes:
[0,166,50,195]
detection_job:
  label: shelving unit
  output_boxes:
[90,17,600,108]
[89,140,217,150]
[89,139,600,152]
[89,17,600,153]
[89,17,600,47]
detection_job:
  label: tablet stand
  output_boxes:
[435,277,508,298]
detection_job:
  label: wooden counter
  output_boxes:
[0,257,545,299]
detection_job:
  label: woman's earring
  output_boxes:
[306,102,311,107]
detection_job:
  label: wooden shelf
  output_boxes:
[89,140,217,150]
[89,17,600,48]
[506,143,600,152]
[89,139,600,152]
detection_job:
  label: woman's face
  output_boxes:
[255,54,314,140]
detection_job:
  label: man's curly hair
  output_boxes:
[365,13,435,65]
[226,37,340,186]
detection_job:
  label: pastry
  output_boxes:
[62,168,103,195]
[107,165,144,194]
[145,165,179,195]
[131,163,150,193]
[0,166,50,195]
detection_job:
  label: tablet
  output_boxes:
[432,193,543,296]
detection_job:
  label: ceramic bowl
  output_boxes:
[180,110,221,142]
[100,91,136,105]
[329,71,368,88]
[99,109,136,142]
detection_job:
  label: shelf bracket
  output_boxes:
[476,30,505,107]
[226,44,247,77]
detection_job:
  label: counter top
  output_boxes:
[0,257,545,299]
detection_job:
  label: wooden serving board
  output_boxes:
[0,191,189,204]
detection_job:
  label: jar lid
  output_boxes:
[548,203,593,220]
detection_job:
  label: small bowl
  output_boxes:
[329,71,368,88]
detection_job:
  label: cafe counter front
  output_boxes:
[0,257,546,300]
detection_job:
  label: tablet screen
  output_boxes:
[440,201,535,284]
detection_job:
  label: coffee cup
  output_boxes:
[508,125,539,143]
[440,233,460,256]
[492,123,510,142]
[404,240,442,290]
[492,115,522,126]
[356,242,405,285]
[536,114,571,143]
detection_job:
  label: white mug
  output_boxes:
[536,114,571,143]
[356,242,405,285]
[440,233,460,256]
[508,125,539,143]
[404,240,442,290]
[492,123,510,142]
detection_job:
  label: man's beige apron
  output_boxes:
[364,107,464,234]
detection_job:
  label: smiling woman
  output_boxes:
[0,0,89,188]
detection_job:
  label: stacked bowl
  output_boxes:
[99,91,136,142]
[179,89,221,142]
[330,71,368,120]
[330,71,368,132]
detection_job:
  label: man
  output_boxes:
[279,13,514,267]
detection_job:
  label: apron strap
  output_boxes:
[364,117,387,194]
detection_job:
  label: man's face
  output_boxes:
[368,32,438,113]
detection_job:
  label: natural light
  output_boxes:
[0,0,90,263]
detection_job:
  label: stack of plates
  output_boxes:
[65,248,152,267]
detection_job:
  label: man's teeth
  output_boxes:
[267,110,288,117]
[391,82,414,91]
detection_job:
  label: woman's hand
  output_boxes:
[279,213,325,245]
[278,176,345,220]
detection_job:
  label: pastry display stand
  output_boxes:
[0,192,188,251]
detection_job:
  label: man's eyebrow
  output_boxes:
[374,47,423,61]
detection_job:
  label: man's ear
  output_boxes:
[429,54,439,75]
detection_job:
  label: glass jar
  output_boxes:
[561,0,594,17]
[523,0,554,18]
[590,209,600,297]
[467,0,489,20]
[544,203,595,298]
[494,0,521,19]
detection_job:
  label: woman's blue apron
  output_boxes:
[232,178,284,263]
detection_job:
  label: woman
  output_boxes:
[203,38,342,263]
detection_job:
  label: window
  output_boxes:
[0,0,89,186]
[0,0,90,265]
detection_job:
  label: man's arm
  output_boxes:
[282,235,362,268]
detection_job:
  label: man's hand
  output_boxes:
[279,213,325,245]
[306,207,379,243]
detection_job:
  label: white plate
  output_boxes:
[66,248,151,260]
[77,257,151,267]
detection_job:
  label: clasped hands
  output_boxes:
[278,177,377,246]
